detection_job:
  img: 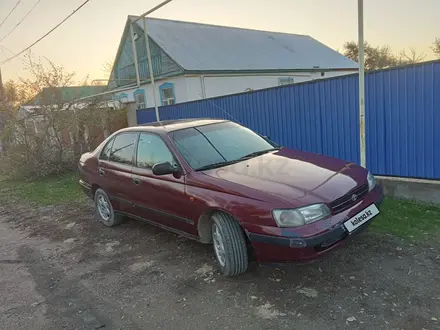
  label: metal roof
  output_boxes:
[132,17,358,72]
[26,86,109,106]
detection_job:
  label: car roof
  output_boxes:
[119,118,230,134]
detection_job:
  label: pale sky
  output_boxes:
[0,0,439,83]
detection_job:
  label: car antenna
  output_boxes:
[197,93,243,125]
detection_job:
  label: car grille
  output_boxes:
[330,183,369,214]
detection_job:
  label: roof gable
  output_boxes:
[108,18,183,89]
[134,17,358,72]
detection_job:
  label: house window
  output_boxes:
[159,82,176,106]
[278,77,295,86]
[119,93,129,103]
[134,89,146,109]
[25,120,36,135]
[34,120,45,134]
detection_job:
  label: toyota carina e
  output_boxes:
[78,119,384,276]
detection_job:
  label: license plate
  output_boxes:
[344,204,380,233]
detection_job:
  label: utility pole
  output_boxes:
[129,24,141,87]
[143,18,159,122]
[131,0,173,122]
[358,0,366,168]
[0,67,4,101]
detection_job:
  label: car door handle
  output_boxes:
[99,168,105,176]
[132,177,141,185]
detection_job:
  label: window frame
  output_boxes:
[99,137,115,161]
[134,132,180,171]
[25,119,36,135]
[133,89,146,110]
[278,76,295,86]
[106,132,139,166]
[159,82,176,106]
[118,92,129,103]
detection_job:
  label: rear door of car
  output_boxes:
[97,132,138,214]
[130,132,197,236]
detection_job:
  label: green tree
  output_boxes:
[344,41,428,70]
[343,41,398,71]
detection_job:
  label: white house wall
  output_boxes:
[118,70,354,126]
[114,75,188,110]
[185,77,204,101]
[190,71,354,100]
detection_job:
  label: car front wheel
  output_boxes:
[94,188,123,227]
[211,213,249,276]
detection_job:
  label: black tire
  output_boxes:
[211,212,248,276]
[94,188,123,227]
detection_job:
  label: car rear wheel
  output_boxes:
[94,188,122,227]
[211,213,248,276]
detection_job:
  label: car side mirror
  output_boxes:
[152,161,179,176]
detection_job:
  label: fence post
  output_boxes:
[358,0,366,168]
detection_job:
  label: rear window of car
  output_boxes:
[100,137,115,161]
[109,133,138,165]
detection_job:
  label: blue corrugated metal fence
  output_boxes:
[137,61,440,180]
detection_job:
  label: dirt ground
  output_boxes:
[0,195,439,330]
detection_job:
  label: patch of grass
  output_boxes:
[0,172,83,206]
[370,197,440,240]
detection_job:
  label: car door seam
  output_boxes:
[110,195,195,225]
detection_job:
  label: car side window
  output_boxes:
[136,133,175,169]
[109,133,138,165]
[100,137,115,161]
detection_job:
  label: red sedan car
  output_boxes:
[78,119,383,276]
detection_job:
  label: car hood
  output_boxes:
[203,148,368,205]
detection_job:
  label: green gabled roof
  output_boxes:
[28,86,109,105]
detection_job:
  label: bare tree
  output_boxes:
[398,47,426,64]
[1,80,34,108]
[1,55,126,179]
[432,37,440,59]
[21,55,76,95]
[101,61,113,76]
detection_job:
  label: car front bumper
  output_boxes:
[246,185,384,263]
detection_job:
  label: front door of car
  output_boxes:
[130,132,197,236]
[97,132,138,214]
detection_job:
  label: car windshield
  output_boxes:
[170,121,278,171]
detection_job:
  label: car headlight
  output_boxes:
[272,204,331,228]
[367,171,376,191]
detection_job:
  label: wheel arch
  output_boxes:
[197,208,251,245]
[91,184,101,197]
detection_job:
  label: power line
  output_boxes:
[0,0,41,44]
[0,1,21,31]
[0,46,8,60]
[0,0,91,66]
[0,44,26,65]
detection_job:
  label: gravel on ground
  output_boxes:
[0,196,439,330]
